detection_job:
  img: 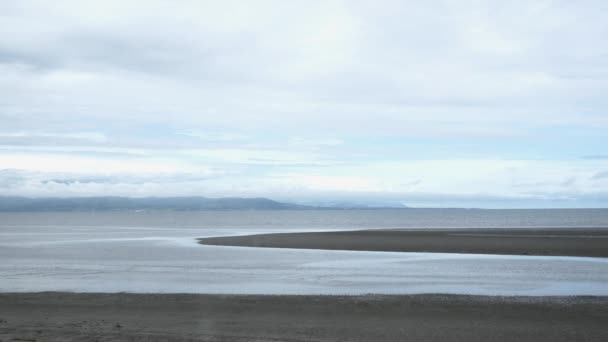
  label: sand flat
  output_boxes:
[1,292,607,342]
[199,228,608,257]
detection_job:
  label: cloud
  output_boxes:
[288,138,344,148]
[0,156,607,207]
[591,171,608,180]
[583,155,608,160]
[0,152,204,174]
[179,131,250,142]
[0,1,607,207]
[0,131,107,147]
[2,1,607,133]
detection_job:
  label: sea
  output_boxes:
[1,209,608,296]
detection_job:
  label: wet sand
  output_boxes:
[198,228,608,257]
[1,292,607,342]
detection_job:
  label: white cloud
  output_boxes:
[0,1,607,206]
[0,131,106,143]
[0,153,201,174]
[180,148,335,166]
[269,159,608,196]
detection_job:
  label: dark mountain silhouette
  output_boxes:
[0,196,312,211]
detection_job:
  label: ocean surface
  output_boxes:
[2,209,608,295]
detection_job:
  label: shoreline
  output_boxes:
[1,292,607,341]
[198,228,608,257]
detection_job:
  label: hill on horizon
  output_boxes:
[0,196,312,212]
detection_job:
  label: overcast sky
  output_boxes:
[1,0,607,208]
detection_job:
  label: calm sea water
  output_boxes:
[1,209,608,296]
[2,208,608,230]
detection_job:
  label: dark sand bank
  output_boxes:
[1,293,607,342]
[199,228,608,257]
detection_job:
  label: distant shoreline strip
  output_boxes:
[198,228,608,258]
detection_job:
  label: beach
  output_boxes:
[2,212,608,341]
[4,0,608,339]
[1,292,607,342]
[199,228,608,257]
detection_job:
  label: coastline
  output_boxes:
[3,224,608,340]
[198,228,608,257]
[2,292,607,342]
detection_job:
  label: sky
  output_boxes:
[1,0,607,208]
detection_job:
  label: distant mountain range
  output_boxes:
[0,196,314,211]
